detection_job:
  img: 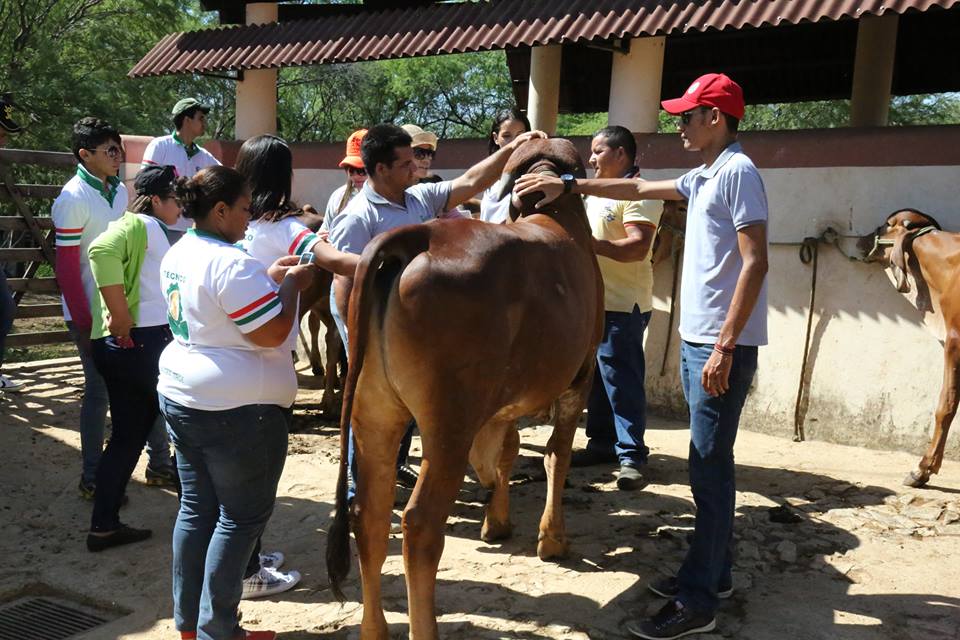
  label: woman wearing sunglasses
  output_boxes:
[321,128,368,233]
[402,123,471,219]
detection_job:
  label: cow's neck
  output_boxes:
[910,234,949,297]
[534,195,594,245]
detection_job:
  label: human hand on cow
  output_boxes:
[505,129,548,152]
[267,254,301,284]
[702,349,732,397]
[513,173,564,209]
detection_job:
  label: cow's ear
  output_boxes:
[889,235,912,293]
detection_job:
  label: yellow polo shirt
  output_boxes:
[585,195,663,313]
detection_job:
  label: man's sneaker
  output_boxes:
[78,477,128,506]
[625,599,716,639]
[617,464,646,491]
[570,448,617,468]
[648,576,733,600]
[396,464,419,489]
[0,374,23,392]
[241,566,301,600]
[259,550,285,570]
[145,463,178,488]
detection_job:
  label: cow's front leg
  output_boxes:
[907,342,960,487]
[537,389,584,560]
[469,419,518,541]
[404,428,472,640]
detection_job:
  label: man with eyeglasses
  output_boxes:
[515,73,768,640]
[142,98,221,233]
[52,117,130,500]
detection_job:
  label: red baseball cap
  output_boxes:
[661,73,745,120]
[338,128,367,169]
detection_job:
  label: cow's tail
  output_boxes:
[326,224,432,602]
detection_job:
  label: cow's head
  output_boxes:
[499,138,586,221]
[856,208,941,293]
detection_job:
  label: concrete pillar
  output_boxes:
[608,37,665,133]
[527,45,562,135]
[850,14,898,127]
[235,2,278,139]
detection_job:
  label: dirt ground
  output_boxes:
[2,356,959,640]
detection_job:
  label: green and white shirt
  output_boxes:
[51,165,128,321]
[157,229,297,410]
[141,133,221,231]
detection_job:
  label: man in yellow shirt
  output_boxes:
[572,125,662,490]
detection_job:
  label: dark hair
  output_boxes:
[593,125,637,164]
[234,134,297,222]
[174,105,206,131]
[129,176,185,216]
[722,112,740,134]
[488,107,531,155]
[175,166,247,221]
[361,124,412,175]
[71,117,122,163]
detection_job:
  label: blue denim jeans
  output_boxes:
[330,287,413,501]
[676,340,758,614]
[586,306,651,467]
[160,396,289,639]
[0,269,15,370]
[67,321,110,485]
[90,326,172,531]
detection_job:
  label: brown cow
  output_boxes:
[858,208,958,487]
[325,138,603,640]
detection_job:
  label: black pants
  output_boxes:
[90,325,173,531]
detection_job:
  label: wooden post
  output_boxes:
[850,14,899,127]
[527,45,562,135]
[235,3,279,139]
[609,37,665,133]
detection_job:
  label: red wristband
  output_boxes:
[714,343,735,356]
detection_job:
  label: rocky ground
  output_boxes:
[1,356,959,639]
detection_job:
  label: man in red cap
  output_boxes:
[515,72,768,640]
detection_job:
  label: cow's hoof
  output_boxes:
[903,470,930,488]
[481,519,513,542]
[537,534,569,561]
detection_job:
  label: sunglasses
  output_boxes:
[347,167,366,176]
[413,147,436,160]
[88,144,123,159]
[679,107,713,125]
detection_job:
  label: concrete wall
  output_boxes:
[120,126,960,460]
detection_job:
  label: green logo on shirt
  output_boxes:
[166,282,189,341]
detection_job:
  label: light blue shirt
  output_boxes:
[328,180,452,255]
[675,142,768,346]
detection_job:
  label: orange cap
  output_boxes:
[338,128,367,168]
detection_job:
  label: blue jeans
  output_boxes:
[90,326,172,531]
[0,269,14,370]
[586,306,651,467]
[330,287,413,501]
[67,321,110,485]
[160,396,289,639]
[676,340,758,614]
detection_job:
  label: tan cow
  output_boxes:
[325,138,603,640]
[858,208,958,487]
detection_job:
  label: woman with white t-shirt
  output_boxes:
[157,166,315,640]
[479,108,530,224]
[85,164,182,553]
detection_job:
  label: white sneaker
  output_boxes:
[241,566,301,600]
[259,550,284,570]
[0,375,23,392]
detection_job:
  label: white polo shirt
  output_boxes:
[157,229,297,410]
[51,165,128,321]
[141,133,221,231]
[675,141,768,346]
[329,180,452,255]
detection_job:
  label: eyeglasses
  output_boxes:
[679,107,712,126]
[413,147,436,160]
[347,167,366,176]
[89,145,123,159]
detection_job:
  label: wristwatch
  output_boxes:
[560,174,576,194]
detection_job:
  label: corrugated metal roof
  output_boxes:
[129,0,960,77]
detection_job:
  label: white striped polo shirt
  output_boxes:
[157,228,297,410]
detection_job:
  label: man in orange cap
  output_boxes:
[516,72,768,640]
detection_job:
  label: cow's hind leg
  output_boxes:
[906,338,960,487]
[320,311,342,417]
[352,400,411,640]
[538,379,591,561]
[403,420,476,640]
[469,419,519,542]
[307,310,324,376]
